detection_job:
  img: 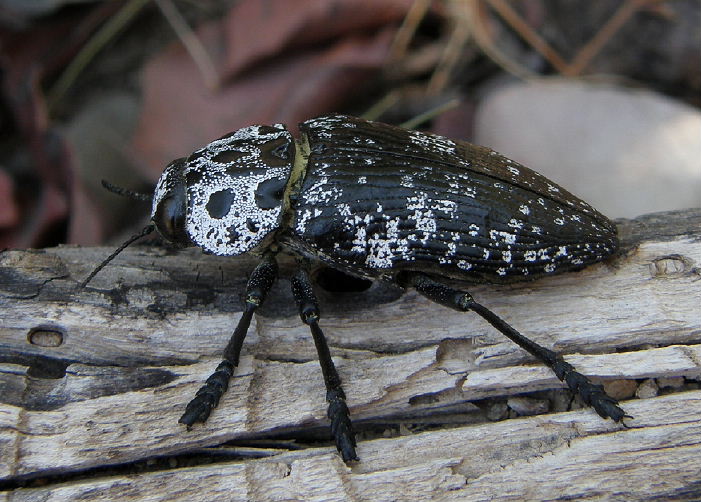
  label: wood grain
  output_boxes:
[1,208,700,501]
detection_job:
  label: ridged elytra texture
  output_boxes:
[285,115,617,283]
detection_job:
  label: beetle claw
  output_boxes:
[328,389,358,462]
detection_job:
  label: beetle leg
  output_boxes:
[404,272,631,423]
[179,252,278,427]
[291,267,358,463]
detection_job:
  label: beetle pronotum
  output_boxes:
[85,114,629,463]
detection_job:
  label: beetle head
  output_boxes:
[152,158,191,245]
[151,124,294,255]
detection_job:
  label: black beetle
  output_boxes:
[85,114,628,463]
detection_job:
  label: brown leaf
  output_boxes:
[221,0,416,78]
[131,0,413,178]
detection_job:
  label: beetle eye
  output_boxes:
[154,193,189,245]
[164,198,180,235]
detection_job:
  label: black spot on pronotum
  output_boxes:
[254,178,286,209]
[271,142,290,160]
[262,137,293,167]
[186,150,207,164]
[246,218,259,233]
[227,225,239,241]
[257,125,282,135]
[211,149,247,164]
[206,189,235,219]
[186,169,203,186]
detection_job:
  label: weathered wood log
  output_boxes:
[1,208,700,501]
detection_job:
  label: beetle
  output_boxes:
[85,114,629,463]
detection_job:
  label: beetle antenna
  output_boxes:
[79,224,155,289]
[101,180,153,201]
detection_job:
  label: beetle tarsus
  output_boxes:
[292,267,359,463]
[179,360,234,426]
[407,272,630,423]
[551,358,629,421]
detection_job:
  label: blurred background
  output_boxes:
[0,0,699,250]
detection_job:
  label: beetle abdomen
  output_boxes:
[288,115,617,283]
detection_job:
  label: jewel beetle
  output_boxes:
[85,114,628,463]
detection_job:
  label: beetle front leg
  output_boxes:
[291,267,358,463]
[403,272,631,423]
[179,252,278,427]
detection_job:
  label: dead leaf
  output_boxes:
[131,0,413,178]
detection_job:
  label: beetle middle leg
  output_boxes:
[180,251,278,427]
[402,272,630,423]
[291,266,358,463]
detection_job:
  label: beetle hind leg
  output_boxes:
[179,252,278,427]
[403,272,631,423]
[291,267,358,463]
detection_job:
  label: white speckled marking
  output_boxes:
[408,130,457,157]
[457,260,473,270]
[156,124,294,255]
[400,174,414,187]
